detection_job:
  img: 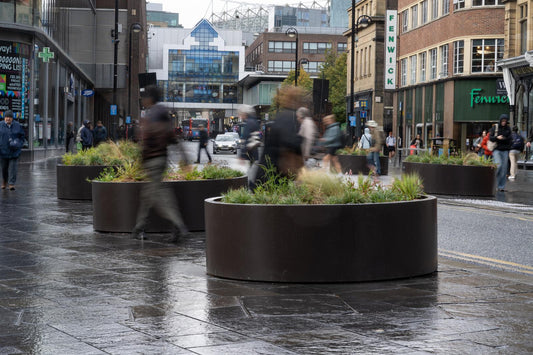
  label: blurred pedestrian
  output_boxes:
[367,120,384,177]
[489,114,512,191]
[93,120,108,146]
[80,120,93,150]
[253,86,303,188]
[359,127,372,150]
[296,107,317,161]
[238,104,260,164]
[410,134,424,155]
[195,124,212,164]
[65,122,75,152]
[0,110,25,190]
[386,131,396,162]
[474,130,487,156]
[132,85,190,242]
[319,114,342,173]
[480,132,492,160]
[508,126,525,180]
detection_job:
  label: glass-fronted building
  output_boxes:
[0,0,94,161]
[151,20,245,133]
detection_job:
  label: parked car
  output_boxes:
[213,134,238,154]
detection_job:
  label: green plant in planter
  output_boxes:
[222,168,424,205]
[336,146,384,156]
[61,140,141,166]
[405,152,495,166]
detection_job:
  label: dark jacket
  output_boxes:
[260,109,302,169]
[80,124,93,148]
[489,116,512,151]
[140,103,175,160]
[199,129,209,148]
[0,120,25,159]
[321,122,342,148]
[240,115,260,160]
[93,125,108,144]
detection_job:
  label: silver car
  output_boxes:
[213,134,237,154]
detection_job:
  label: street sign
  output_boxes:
[360,111,367,118]
[349,116,356,127]
[110,105,117,116]
[38,47,54,62]
[81,89,94,97]
[126,116,131,124]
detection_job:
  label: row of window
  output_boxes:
[401,0,502,33]
[399,38,503,86]
[267,60,324,73]
[268,41,346,54]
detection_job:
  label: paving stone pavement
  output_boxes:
[0,158,532,354]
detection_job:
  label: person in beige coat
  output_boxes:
[296,107,317,161]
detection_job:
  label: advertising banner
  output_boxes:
[0,41,31,121]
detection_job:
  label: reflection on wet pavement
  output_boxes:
[0,158,532,353]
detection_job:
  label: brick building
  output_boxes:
[394,0,506,152]
[242,29,346,117]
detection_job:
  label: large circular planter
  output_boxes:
[205,195,437,283]
[92,176,247,232]
[337,155,389,175]
[403,162,496,196]
[57,165,111,200]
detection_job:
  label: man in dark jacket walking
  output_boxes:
[195,124,212,164]
[238,105,260,164]
[489,114,512,191]
[0,110,25,190]
[132,85,190,242]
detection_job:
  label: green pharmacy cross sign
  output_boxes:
[38,47,55,62]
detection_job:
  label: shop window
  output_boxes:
[471,38,504,73]
[453,40,464,74]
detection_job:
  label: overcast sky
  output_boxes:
[153,0,325,29]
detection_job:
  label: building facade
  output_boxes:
[394,0,506,151]
[149,20,245,133]
[147,2,181,28]
[0,0,147,161]
[345,0,395,137]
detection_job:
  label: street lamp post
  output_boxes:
[349,6,372,141]
[127,22,143,129]
[285,27,299,86]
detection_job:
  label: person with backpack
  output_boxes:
[319,114,342,173]
[489,114,512,191]
[508,126,525,180]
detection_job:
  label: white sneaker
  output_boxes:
[508,176,515,180]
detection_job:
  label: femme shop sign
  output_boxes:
[385,10,397,90]
[470,88,509,108]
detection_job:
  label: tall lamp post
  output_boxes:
[285,27,299,86]
[128,22,143,127]
[349,8,372,140]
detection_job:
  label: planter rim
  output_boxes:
[91,175,247,184]
[57,164,111,167]
[205,194,435,207]
[403,161,496,169]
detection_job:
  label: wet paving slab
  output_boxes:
[0,159,532,354]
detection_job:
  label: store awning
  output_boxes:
[496,50,533,106]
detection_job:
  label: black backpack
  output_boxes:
[511,133,524,151]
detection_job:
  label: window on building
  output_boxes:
[520,4,528,54]
[410,55,417,84]
[453,40,464,74]
[303,42,332,54]
[267,60,295,72]
[401,58,408,86]
[442,0,450,14]
[337,43,347,52]
[440,44,448,77]
[411,5,418,28]
[419,52,427,82]
[422,0,428,24]
[432,0,439,19]
[472,0,501,5]
[302,61,324,72]
[402,10,409,32]
[268,41,296,53]
[472,39,504,72]
[430,48,437,79]
[454,0,465,10]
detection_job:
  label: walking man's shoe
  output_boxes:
[9,185,15,190]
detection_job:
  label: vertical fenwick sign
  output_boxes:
[385,10,398,90]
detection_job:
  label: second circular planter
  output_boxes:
[92,176,247,232]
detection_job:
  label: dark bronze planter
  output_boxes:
[92,176,247,232]
[403,162,496,196]
[205,195,437,283]
[57,165,110,200]
[337,155,389,175]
